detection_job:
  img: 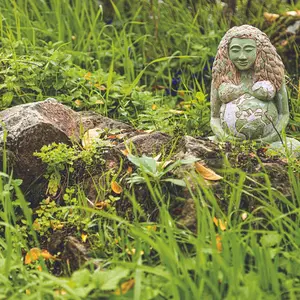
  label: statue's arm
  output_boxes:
[210,81,232,140]
[259,82,289,143]
[219,82,246,103]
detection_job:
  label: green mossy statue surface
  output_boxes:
[210,25,300,156]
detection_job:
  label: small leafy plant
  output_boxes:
[127,154,198,187]
[34,143,77,196]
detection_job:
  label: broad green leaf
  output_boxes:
[71,269,91,286]
[142,156,158,174]
[260,232,282,247]
[127,155,143,167]
[127,155,157,174]
[162,178,186,187]
[93,267,129,291]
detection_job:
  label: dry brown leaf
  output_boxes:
[115,279,135,295]
[25,248,41,264]
[111,181,123,194]
[213,217,227,231]
[263,12,280,22]
[41,249,56,260]
[127,166,133,174]
[25,248,55,264]
[195,162,223,181]
[121,149,129,156]
[95,201,105,209]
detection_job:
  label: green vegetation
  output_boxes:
[0,0,300,299]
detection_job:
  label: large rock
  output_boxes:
[0,99,78,203]
[174,136,222,168]
[77,111,133,132]
[0,98,134,205]
[118,131,172,155]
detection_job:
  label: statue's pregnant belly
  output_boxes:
[220,94,278,140]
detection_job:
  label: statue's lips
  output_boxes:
[237,61,248,66]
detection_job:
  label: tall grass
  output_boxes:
[1,157,300,298]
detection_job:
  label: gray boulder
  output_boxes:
[0,98,133,205]
[0,99,78,203]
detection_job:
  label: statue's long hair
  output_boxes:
[212,25,284,91]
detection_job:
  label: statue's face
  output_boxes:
[229,38,257,71]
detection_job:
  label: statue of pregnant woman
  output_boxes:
[210,25,300,156]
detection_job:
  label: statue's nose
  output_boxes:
[239,52,247,60]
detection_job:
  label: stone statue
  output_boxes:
[210,25,300,155]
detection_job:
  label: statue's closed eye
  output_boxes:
[244,46,255,52]
[230,46,240,52]
[229,45,255,53]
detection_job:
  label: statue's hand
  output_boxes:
[210,117,240,142]
[218,83,245,103]
[258,133,281,144]
[258,113,289,144]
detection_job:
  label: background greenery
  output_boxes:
[0,0,300,299]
